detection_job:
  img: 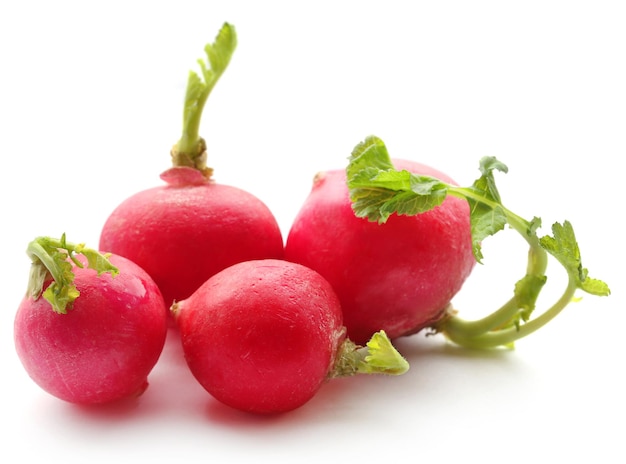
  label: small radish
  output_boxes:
[171,259,408,415]
[288,135,610,349]
[285,149,475,345]
[99,23,284,307]
[14,235,168,404]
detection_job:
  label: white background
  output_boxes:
[1,1,624,462]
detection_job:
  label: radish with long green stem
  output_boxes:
[286,135,610,348]
[14,235,168,404]
[99,23,284,307]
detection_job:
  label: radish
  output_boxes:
[171,259,408,415]
[285,153,475,345]
[286,135,610,348]
[14,235,168,404]
[99,23,284,307]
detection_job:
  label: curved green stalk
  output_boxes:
[346,135,610,349]
[170,22,237,178]
[443,278,579,349]
[439,196,549,339]
[25,234,119,314]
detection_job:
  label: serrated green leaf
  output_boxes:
[177,23,237,160]
[347,135,394,180]
[469,204,508,263]
[452,157,511,261]
[350,188,397,222]
[539,221,610,296]
[347,136,449,223]
[82,249,120,277]
[348,167,412,191]
[43,281,80,315]
[381,188,446,218]
[579,276,611,296]
[205,21,237,76]
[539,221,579,268]
[478,156,508,197]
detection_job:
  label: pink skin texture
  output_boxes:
[99,168,285,307]
[285,159,475,345]
[14,254,168,404]
[172,259,345,414]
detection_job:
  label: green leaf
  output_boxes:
[42,280,80,315]
[539,221,610,296]
[190,22,237,104]
[347,135,395,180]
[347,136,449,223]
[80,248,119,277]
[350,185,404,223]
[468,205,508,263]
[460,157,510,262]
[477,156,508,203]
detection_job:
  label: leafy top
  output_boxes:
[348,136,447,224]
[26,234,119,314]
[171,22,237,177]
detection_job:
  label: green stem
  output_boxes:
[441,297,520,339]
[329,330,409,378]
[27,240,68,291]
[171,22,237,178]
[25,235,118,314]
[440,197,550,339]
[442,278,579,349]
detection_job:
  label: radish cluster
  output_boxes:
[14,23,610,416]
[12,23,408,415]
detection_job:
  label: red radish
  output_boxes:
[14,235,168,404]
[285,157,475,345]
[287,135,610,349]
[171,259,408,415]
[99,23,284,307]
